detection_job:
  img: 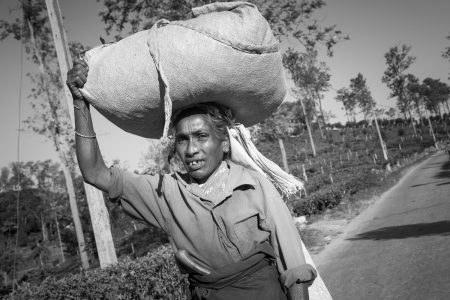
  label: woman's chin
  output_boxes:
[188,170,210,184]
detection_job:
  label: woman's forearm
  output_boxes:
[73,99,110,190]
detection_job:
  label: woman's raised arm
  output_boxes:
[67,58,111,191]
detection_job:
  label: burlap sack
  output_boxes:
[81,1,286,138]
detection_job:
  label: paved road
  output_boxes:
[315,151,450,300]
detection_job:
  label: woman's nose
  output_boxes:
[186,139,199,156]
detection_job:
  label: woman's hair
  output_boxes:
[171,103,235,140]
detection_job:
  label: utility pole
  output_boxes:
[45,0,117,268]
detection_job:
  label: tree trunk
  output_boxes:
[317,114,325,139]
[59,152,90,269]
[315,90,327,135]
[278,138,289,173]
[416,104,424,126]
[407,106,417,136]
[27,18,89,269]
[311,91,325,140]
[373,113,390,171]
[426,112,438,148]
[299,98,316,157]
[40,213,48,242]
[54,211,65,263]
[437,103,449,135]
[3,271,7,287]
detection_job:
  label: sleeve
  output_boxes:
[106,166,169,232]
[257,175,311,287]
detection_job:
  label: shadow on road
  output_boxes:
[410,182,435,187]
[421,162,443,169]
[434,161,450,179]
[347,221,450,241]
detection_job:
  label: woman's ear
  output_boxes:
[222,139,230,154]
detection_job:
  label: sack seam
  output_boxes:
[167,23,279,54]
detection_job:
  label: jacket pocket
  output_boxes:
[233,213,270,256]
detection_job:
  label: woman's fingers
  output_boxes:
[67,72,85,88]
[77,72,87,85]
[66,57,89,100]
[67,81,84,99]
[73,57,88,68]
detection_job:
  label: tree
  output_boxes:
[0,0,90,268]
[405,74,424,125]
[0,160,77,265]
[98,0,347,55]
[137,141,172,175]
[382,44,417,135]
[335,87,356,124]
[283,49,331,140]
[421,78,450,136]
[442,33,450,80]
[384,107,397,126]
[308,51,331,131]
[421,78,450,115]
[349,73,375,122]
[285,84,317,158]
[258,102,297,172]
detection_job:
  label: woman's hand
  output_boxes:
[67,57,89,100]
[281,263,318,288]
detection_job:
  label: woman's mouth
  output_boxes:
[187,159,205,170]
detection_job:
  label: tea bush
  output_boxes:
[7,245,188,300]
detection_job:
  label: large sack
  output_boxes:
[81,1,286,138]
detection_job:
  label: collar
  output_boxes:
[224,160,257,195]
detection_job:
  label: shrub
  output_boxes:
[8,245,189,300]
[293,185,344,215]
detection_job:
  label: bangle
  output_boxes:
[75,131,96,139]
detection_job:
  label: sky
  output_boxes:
[0,0,449,170]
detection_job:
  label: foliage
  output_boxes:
[98,0,347,55]
[349,73,375,121]
[138,140,171,175]
[442,33,450,79]
[8,244,188,300]
[382,44,416,117]
[421,77,450,115]
[335,87,356,123]
[258,102,298,141]
[283,48,331,123]
[405,73,425,121]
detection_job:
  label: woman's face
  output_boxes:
[174,114,227,184]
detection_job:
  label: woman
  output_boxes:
[67,58,316,299]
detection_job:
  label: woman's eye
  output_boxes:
[176,137,187,144]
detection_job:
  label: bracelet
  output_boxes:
[75,130,96,139]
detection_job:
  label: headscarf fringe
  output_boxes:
[228,125,305,198]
